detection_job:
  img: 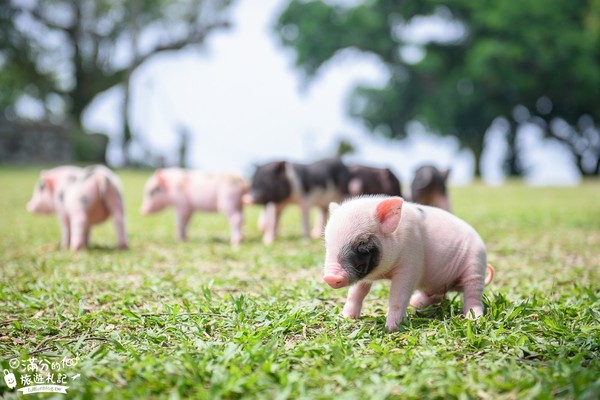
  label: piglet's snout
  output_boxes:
[139,201,153,214]
[323,264,349,289]
[323,274,348,289]
[241,194,254,205]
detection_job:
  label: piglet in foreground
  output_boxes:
[140,168,247,245]
[323,196,494,331]
[27,165,128,251]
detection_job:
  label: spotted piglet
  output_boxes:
[27,165,128,251]
[322,196,494,331]
[243,158,350,244]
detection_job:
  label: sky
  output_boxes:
[83,0,581,186]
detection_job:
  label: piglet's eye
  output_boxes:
[356,241,371,254]
[358,263,371,273]
[150,187,162,196]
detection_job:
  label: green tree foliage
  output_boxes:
[275,0,600,176]
[0,0,236,161]
[334,137,355,157]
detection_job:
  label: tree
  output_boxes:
[275,0,600,176]
[334,137,355,157]
[0,0,236,164]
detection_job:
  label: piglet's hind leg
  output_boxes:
[58,213,71,250]
[461,276,486,318]
[227,211,244,246]
[112,210,127,249]
[105,187,128,249]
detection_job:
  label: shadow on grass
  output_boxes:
[84,244,130,253]
[355,295,474,332]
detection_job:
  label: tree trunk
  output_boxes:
[178,125,189,168]
[122,82,132,166]
[121,0,141,166]
[472,149,482,178]
[504,119,523,176]
[469,129,485,178]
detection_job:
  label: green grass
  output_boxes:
[1,167,599,399]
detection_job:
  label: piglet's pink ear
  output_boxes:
[155,170,167,186]
[42,173,56,191]
[376,197,403,234]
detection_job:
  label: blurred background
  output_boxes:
[1,0,598,185]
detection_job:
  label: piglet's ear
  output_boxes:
[275,161,286,173]
[42,173,56,191]
[329,202,340,214]
[442,168,451,182]
[376,197,403,234]
[155,170,167,185]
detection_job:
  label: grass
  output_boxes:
[1,167,599,399]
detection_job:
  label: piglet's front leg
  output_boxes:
[299,199,311,238]
[175,208,192,241]
[385,270,417,331]
[311,207,327,239]
[342,281,372,319]
[69,214,88,251]
[262,202,281,245]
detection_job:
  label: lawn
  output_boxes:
[1,167,599,399]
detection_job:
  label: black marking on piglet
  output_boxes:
[83,166,98,180]
[338,234,382,283]
[248,161,292,204]
[59,190,65,204]
[248,158,350,204]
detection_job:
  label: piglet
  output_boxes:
[27,165,128,251]
[348,165,402,197]
[410,165,451,211]
[323,196,494,331]
[244,158,349,244]
[140,168,246,245]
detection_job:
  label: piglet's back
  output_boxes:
[186,171,246,211]
[403,202,486,293]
